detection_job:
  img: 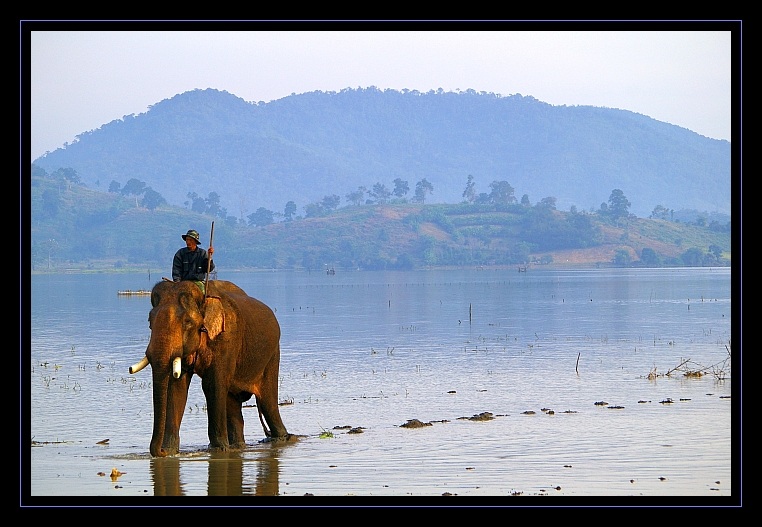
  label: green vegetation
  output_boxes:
[29,166,731,273]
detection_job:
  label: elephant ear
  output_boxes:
[203,296,225,340]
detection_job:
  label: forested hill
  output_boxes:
[30,167,731,272]
[31,87,731,219]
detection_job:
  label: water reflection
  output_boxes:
[151,457,183,496]
[150,446,284,496]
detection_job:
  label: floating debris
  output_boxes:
[117,290,151,296]
[100,467,125,480]
[458,412,495,421]
[400,419,432,428]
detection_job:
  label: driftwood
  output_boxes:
[646,340,731,380]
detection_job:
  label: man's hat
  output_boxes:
[182,229,201,244]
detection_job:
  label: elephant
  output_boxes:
[129,279,290,457]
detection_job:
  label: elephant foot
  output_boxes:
[209,441,249,452]
[261,433,298,444]
[208,441,230,453]
[154,443,179,457]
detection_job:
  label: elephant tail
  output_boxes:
[257,400,272,438]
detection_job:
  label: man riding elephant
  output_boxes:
[172,229,214,294]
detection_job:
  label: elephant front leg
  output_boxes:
[226,392,246,449]
[202,375,230,452]
[163,372,192,455]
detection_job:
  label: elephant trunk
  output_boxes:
[150,368,169,457]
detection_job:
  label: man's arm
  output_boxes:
[171,249,183,281]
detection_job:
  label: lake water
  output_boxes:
[24,267,737,505]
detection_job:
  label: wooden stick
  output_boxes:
[204,221,215,300]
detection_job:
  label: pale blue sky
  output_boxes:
[28,27,734,161]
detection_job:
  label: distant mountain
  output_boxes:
[32,87,731,218]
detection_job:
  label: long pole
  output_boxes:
[204,221,215,300]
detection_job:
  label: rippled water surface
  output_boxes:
[25,268,736,503]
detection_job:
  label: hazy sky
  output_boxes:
[27,26,734,162]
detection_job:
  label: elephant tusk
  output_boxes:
[172,357,182,378]
[129,356,149,374]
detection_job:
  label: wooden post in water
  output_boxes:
[469,303,472,324]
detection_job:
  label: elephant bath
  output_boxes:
[129,280,290,457]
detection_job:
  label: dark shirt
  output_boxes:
[172,247,214,282]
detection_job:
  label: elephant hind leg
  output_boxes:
[260,351,289,439]
[226,392,246,448]
[254,395,288,439]
[255,390,288,440]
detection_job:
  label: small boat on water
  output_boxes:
[117,289,151,296]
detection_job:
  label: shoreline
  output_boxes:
[29,263,731,276]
